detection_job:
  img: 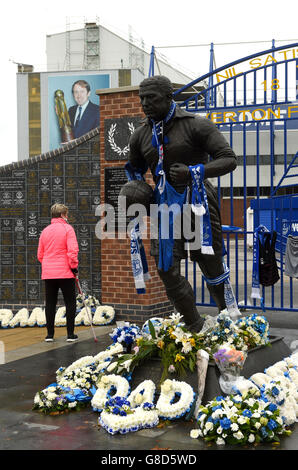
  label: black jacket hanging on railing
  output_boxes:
[259,230,280,287]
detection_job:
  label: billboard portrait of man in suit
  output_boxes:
[68,79,100,139]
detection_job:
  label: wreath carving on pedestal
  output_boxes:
[107,122,135,156]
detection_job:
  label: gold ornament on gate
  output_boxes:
[54,90,74,143]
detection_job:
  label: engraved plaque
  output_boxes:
[28,280,39,300]
[52,163,63,176]
[78,191,90,211]
[1,281,13,300]
[65,162,77,176]
[104,166,128,231]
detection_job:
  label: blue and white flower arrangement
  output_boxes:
[109,322,141,349]
[98,397,159,435]
[33,383,91,414]
[91,374,131,412]
[190,391,291,445]
[200,312,270,354]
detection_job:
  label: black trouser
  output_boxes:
[44,278,76,336]
[151,179,227,326]
[154,251,226,331]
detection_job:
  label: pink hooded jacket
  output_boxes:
[37,218,79,279]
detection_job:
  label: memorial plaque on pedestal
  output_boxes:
[104,166,129,232]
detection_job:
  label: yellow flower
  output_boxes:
[190,338,196,346]
[175,354,185,362]
[157,340,165,349]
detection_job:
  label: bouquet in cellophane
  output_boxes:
[213,346,247,394]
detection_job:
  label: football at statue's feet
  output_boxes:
[119,180,154,211]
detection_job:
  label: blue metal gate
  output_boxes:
[169,42,298,312]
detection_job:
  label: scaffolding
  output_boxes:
[64,16,100,70]
[84,22,100,70]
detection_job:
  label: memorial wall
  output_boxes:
[0,129,101,311]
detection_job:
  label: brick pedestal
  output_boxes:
[97,86,172,323]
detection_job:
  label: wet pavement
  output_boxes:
[1,307,298,460]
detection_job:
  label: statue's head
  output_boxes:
[139,75,173,121]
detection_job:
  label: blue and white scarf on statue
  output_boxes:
[188,163,214,255]
[251,224,269,308]
[151,101,188,271]
[125,161,151,294]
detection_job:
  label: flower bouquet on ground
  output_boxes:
[199,312,270,355]
[107,315,206,383]
[191,391,292,446]
[109,322,141,353]
[213,347,247,395]
[56,360,99,392]
[33,383,90,415]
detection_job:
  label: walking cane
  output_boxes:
[74,274,98,343]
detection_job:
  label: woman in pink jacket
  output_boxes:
[38,204,79,342]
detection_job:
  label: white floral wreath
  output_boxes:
[75,307,93,326]
[91,374,130,412]
[27,307,46,327]
[0,309,13,328]
[99,403,159,435]
[127,380,156,408]
[156,379,196,420]
[55,307,66,327]
[93,306,115,326]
